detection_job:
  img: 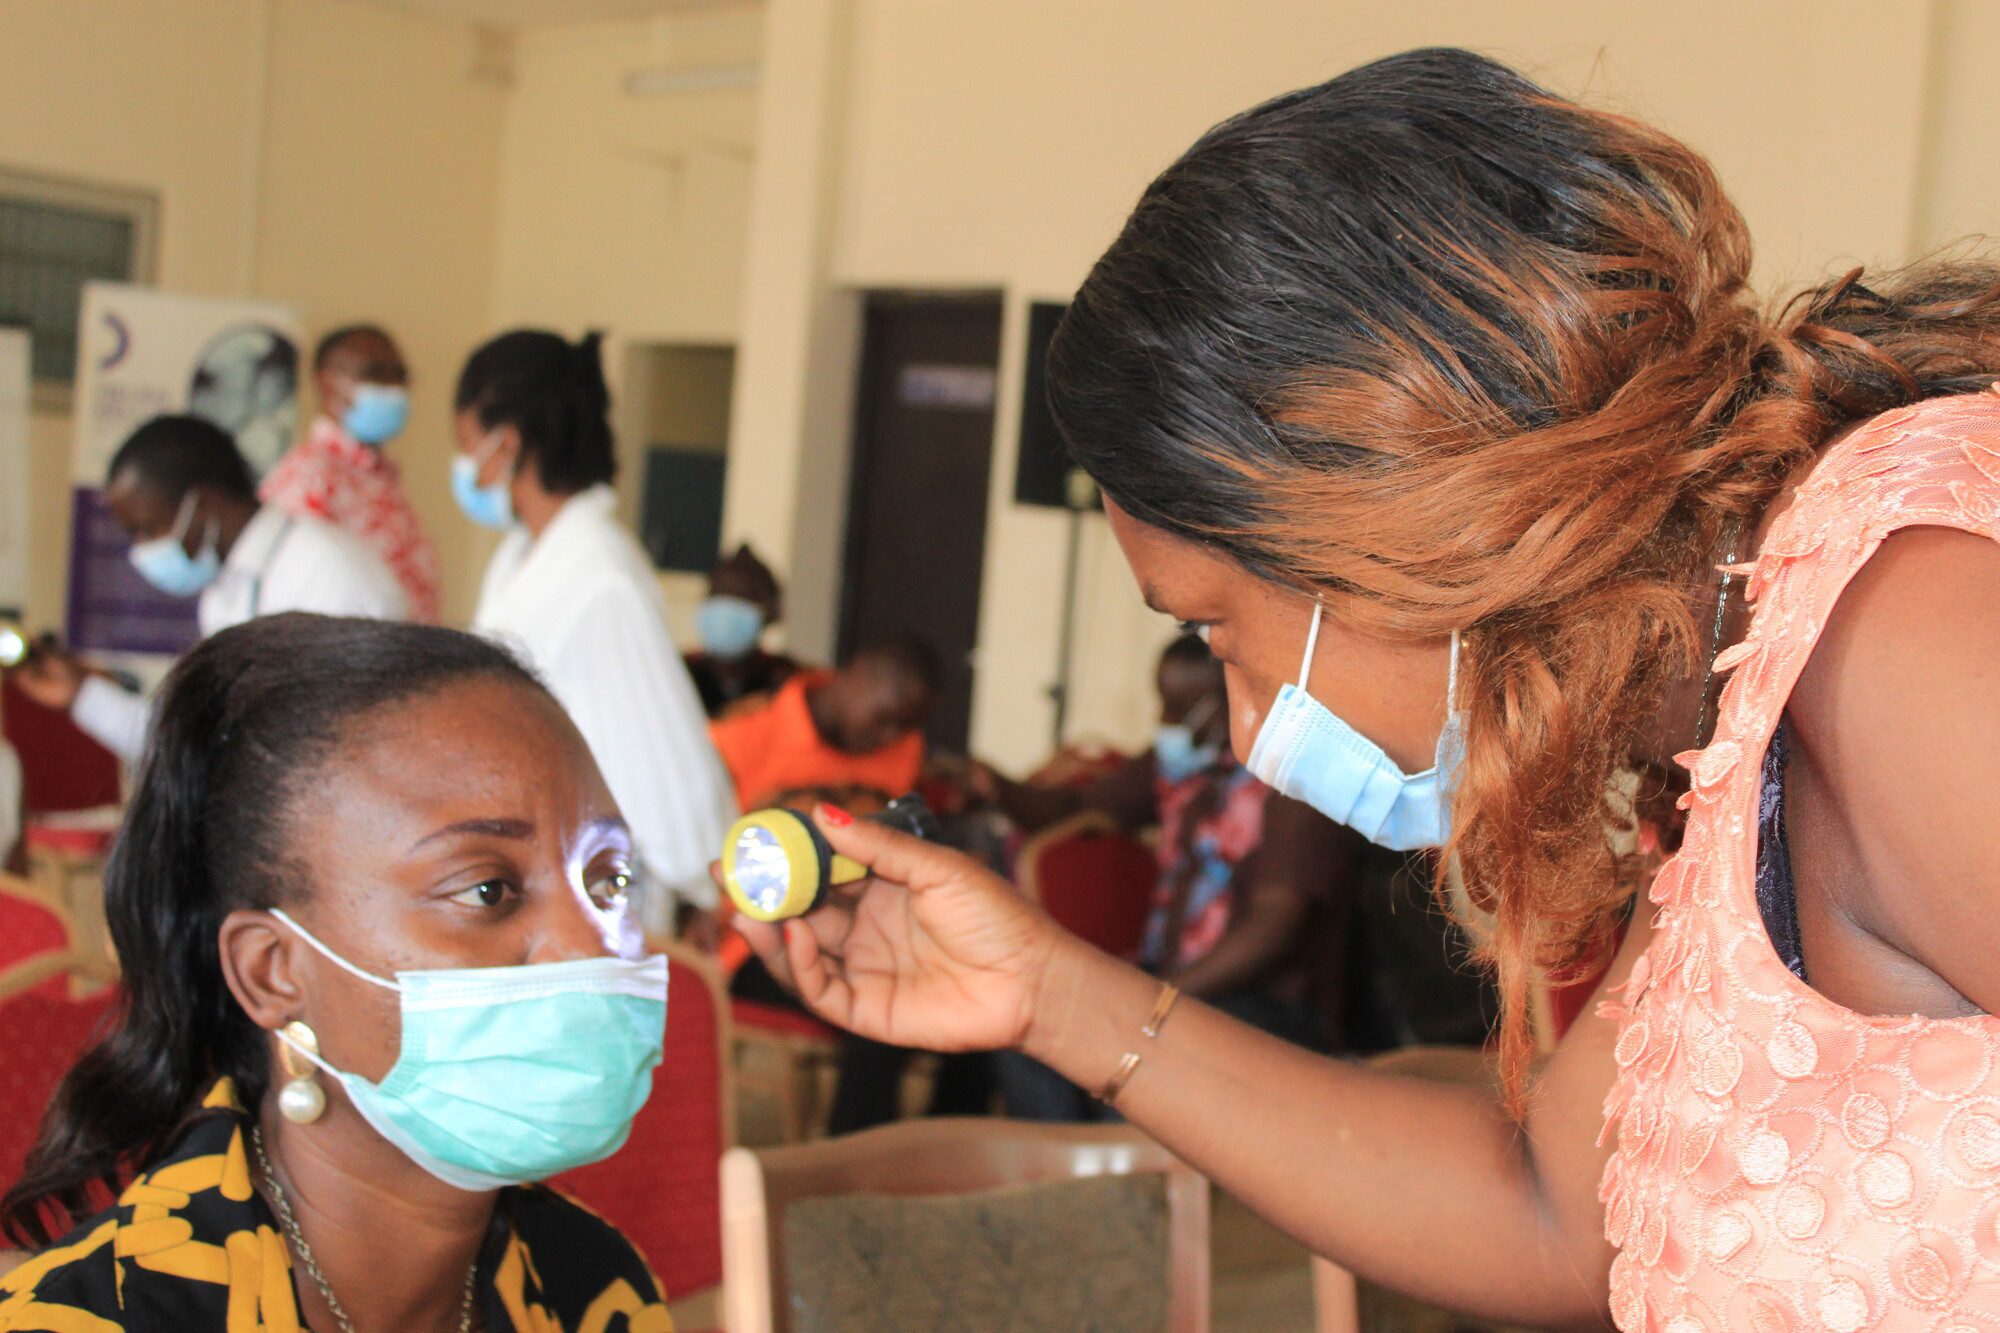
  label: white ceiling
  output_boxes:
[363,0,751,28]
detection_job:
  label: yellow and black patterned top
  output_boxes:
[0,1079,673,1332]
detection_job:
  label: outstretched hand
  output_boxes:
[734,805,1062,1054]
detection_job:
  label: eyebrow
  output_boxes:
[409,817,534,852]
[577,815,633,845]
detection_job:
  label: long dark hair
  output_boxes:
[1046,47,2000,1099]
[2,614,542,1245]
[455,329,616,495]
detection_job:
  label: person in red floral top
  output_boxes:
[260,325,442,621]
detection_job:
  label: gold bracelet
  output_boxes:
[1097,982,1182,1105]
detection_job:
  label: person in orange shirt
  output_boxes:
[708,637,938,812]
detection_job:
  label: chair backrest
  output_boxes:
[550,939,732,1301]
[0,987,116,1198]
[1016,810,1157,959]
[723,1118,1209,1333]
[0,883,69,988]
[0,679,121,817]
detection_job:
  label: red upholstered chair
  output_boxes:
[0,884,74,1001]
[552,939,732,1308]
[1,678,121,820]
[2,678,123,1000]
[1024,741,1129,791]
[1016,811,1157,959]
[0,985,116,1205]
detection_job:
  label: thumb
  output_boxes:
[812,804,969,891]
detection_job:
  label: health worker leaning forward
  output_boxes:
[733,48,2000,1329]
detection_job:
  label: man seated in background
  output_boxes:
[974,633,1357,1121]
[260,324,442,621]
[684,543,800,717]
[8,415,406,761]
[716,636,1001,1131]
[708,636,937,813]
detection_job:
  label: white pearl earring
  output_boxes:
[276,1020,326,1125]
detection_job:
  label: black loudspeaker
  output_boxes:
[1014,301,1097,510]
[640,448,728,573]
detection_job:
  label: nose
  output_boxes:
[531,881,629,964]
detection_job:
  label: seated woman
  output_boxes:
[0,613,673,1331]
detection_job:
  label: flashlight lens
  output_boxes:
[0,627,24,670]
[731,823,794,916]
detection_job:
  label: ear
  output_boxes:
[490,424,527,487]
[218,909,306,1032]
[314,364,346,413]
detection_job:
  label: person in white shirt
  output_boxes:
[11,414,407,760]
[0,739,20,867]
[451,329,736,935]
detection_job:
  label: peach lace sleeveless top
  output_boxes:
[1601,389,2000,1331]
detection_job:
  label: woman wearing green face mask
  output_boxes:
[0,614,673,1332]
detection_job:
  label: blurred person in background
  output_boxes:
[261,324,442,622]
[453,328,735,938]
[8,415,406,762]
[684,543,800,718]
[975,634,1356,1120]
[707,636,936,814]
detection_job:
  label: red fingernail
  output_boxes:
[815,802,853,828]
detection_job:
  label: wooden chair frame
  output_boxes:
[731,1011,841,1144]
[722,1117,1210,1333]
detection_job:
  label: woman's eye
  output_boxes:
[449,880,517,909]
[589,870,633,911]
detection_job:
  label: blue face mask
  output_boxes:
[1246,602,1463,850]
[1153,693,1221,783]
[451,435,515,530]
[342,383,410,446]
[696,594,767,660]
[271,909,667,1191]
[128,491,221,597]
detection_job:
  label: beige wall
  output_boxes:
[488,10,760,345]
[728,0,1971,772]
[0,0,507,628]
[486,7,763,635]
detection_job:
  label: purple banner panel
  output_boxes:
[65,487,199,656]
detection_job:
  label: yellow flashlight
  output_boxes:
[719,794,940,923]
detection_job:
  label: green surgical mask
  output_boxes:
[271,909,667,1191]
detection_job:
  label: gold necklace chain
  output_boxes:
[251,1125,477,1333]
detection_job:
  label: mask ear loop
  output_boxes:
[474,427,518,488]
[1297,600,1324,693]
[167,490,199,544]
[269,908,400,992]
[1179,691,1221,737]
[1446,629,1461,710]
